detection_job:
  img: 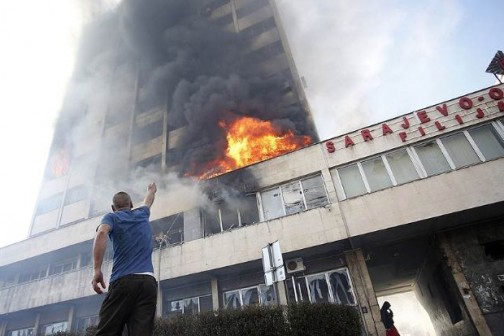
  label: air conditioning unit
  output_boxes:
[286,258,305,274]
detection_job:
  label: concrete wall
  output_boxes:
[445,223,504,334]
[415,243,476,336]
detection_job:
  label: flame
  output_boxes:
[50,146,70,178]
[195,116,312,179]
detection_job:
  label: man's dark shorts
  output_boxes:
[96,274,157,336]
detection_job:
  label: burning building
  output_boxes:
[1,1,504,336]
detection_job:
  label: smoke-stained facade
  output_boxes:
[32,0,317,237]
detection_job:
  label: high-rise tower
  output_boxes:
[31,0,318,237]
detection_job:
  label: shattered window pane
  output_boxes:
[238,195,259,226]
[224,290,241,310]
[302,175,329,209]
[259,285,276,306]
[261,188,284,220]
[307,274,330,303]
[183,297,199,314]
[241,287,259,306]
[281,181,305,215]
[220,205,238,231]
[202,209,221,236]
[329,270,356,305]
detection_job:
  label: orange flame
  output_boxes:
[195,116,312,179]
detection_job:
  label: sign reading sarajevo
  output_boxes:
[325,85,504,154]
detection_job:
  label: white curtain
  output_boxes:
[468,125,504,160]
[337,164,367,198]
[361,156,392,192]
[441,132,480,168]
[414,141,451,176]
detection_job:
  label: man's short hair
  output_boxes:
[113,192,132,209]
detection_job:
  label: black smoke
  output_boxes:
[51,0,316,182]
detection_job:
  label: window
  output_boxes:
[247,41,284,64]
[335,164,367,199]
[168,295,211,317]
[236,0,268,18]
[49,258,77,276]
[260,174,329,221]
[224,284,276,310]
[385,149,419,184]
[240,17,276,40]
[414,140,451,176]
[36,193,63,215]
[468,124,504,161]
[287,268,356,305]
[361,156,393,191]
[19,268,47,283]
[64,185,88,205]
[7,327,34,336]
[41,322,67,335]
[76,315,98,333]
[440,132,480,168]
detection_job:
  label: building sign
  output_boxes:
[486,50,504,76]
[325,85,504,154]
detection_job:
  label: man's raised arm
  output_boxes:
[143,182,157,209]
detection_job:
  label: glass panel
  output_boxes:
[199,295,213,312]
[183,297,199,314]
[361,157,393,191]
[468,124,504,160]
[261,188,284,220]
[441,133,480,168]
[241,287,260,306]
[238,195,259,226]
[414,141,451,176]
[328,270,356,305]
[43,322,67,335]
[337,164,367,198]
[220,205,238,230]
[259,285,277,306]
[306,274,330,303]
[281,181,305,215]
[169,300,184,316]
[8,328,34,336]
[224,291,241,310]
[385,149,419,185]
[302,175,329,209]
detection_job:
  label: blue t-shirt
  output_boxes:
[101,206,154,284]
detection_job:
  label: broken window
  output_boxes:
[223,284,277,310]
[328,270,356,305]
[201,195,260,236]
[260,174,329,221]
[7,327,34,336]
[288,268,356,306]
[64,185,88,205]
[41,321,68,335]
[19,268,47,284]
[152,213,184,248]
[167,295,212,317]
[76,315,98,333]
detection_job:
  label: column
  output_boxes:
[439,233,492,336]
[211,278,220,310]
[345,249,384,336]
[275,281,288,306]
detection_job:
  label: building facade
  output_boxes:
[1,83,504,335]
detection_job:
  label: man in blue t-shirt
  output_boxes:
[92,182,157,335]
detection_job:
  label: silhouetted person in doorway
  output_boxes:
[92,182,157,336]
[381,301,400,336]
